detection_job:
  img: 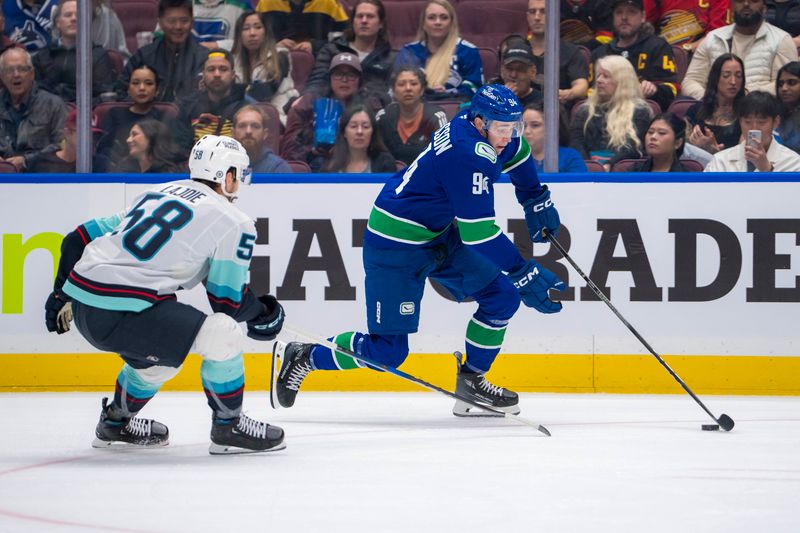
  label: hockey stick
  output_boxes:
[544,230,735,432]
[282,324,552,436]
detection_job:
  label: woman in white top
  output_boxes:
[230,11,298,124]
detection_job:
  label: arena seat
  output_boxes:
[667,97,699,121]
[289,49,314,93]
[105,49,124,78]
[287,160,311,173]
[384,1,427,50]
[111,0,159,54]
[478,47,499,81]
[671,45,688,83]
[254,102,283,153]
[679,158,705,172]
[456,1,528,49]
[611,158,645,172]
[584,160,606,172]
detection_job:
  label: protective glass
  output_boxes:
[240,166,253,185]
[486,118,524,138]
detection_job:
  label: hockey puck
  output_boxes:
[701,424,720,431]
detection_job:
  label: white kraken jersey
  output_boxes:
[63,179,257,313]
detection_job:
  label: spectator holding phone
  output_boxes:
[705,90,800,172]
[686,54,745,157]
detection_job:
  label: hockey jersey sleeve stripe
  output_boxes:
[456,217,503,245]
[466,318,507,349]
[502,137,532,173]
[207,259,248,303]
[83,214,124,240]
[367,206,448,244]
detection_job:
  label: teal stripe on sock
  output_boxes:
[201,354,244,393]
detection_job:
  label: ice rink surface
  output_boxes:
[0,392,797,533]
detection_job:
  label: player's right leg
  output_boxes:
[271,243,429,408]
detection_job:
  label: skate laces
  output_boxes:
[125,417,153,437]
[236,414,267,439]
[286,352,313,391]
[478,376,504,396]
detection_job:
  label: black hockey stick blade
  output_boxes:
[717,414,735,432]
[544,230,735,432]
[283,325,551,436]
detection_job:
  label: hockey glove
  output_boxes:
[246,294,285,341]
[508,260,567,314]
[522,185,560,243]
[45,291,73,334]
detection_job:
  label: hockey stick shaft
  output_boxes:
[283,324,551,436]
[545,231,734,431]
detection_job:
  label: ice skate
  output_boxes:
[92,397,169,448]
[452,355,520,417]
[271,341,314,408]
[209,413,285,454]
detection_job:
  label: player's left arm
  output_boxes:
[205,219,263,322]
[502,137,561,243]
[45,212,125,334]
[205,219,285,339]
[442,149,526,273]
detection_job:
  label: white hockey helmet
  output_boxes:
[189,135,252,200]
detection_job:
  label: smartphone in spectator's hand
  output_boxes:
[747,130,762,148]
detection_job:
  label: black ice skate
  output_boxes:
[270,341,314,408]
[92,397,169,448]
[452,357,520,417]
[209,413,285,455]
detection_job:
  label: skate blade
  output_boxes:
[208,441,287,455]
[270,341,288,409]
[91,437,169,449]
[452,400,520,418]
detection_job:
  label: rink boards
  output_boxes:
[0,173,798,394]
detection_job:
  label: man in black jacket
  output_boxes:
[173,49,254,155]
[591,0,680,111]
[304,0,394,106]
[117,0,208,102]
[32,0,116,103]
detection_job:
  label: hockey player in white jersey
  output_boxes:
[44,135,286,455]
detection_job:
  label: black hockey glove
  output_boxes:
[507,260,567,314]
[246,294,285,341]
[522,185,560,243]
[45,291,73,334]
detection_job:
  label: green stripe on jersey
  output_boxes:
[456,217,502,245]
[502,137,532,173]
[333,332,362,370]
[367,206,448,244]
[466,318,507,349]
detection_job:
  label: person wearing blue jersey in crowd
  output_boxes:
[393,0,483,102]
[44,135,287,455]
[271,84,567,416]
[2,0,56,52]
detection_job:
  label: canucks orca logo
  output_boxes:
[9,20,49,51]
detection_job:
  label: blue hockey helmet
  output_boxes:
[468,84,524,138]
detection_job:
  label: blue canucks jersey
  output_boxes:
[365,111,542,272]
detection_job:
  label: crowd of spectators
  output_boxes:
[3,0,800,174]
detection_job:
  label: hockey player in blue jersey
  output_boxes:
[44,135,287,454]
[272,84,567,416]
